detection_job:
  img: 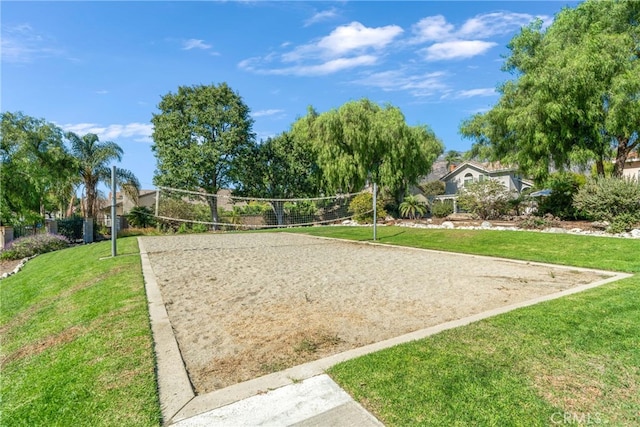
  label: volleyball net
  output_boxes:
[154,186,367,231]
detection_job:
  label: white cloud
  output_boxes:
[455,88,496,98]
[239,21,401,76]
[317,22,403,56]
[252,109,285,118]
[458,12,550,39]
[182,39,212,50]
[95,90,109,95]
[304,8,339,27]
[408,12,548,62]
[61,122,153,143]
[264,55,379,77]
[422,40,497,61]
[1,24,64,63]
[410,15,455,44]
[352,69,450,98]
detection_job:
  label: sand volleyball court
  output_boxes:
[140,232,608,394]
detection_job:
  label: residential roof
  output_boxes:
[439,161,519,181]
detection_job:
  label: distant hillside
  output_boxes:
[421,160,449,183]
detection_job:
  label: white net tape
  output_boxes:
[154,186,367,231]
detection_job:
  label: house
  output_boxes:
[99,189,158,227]
[440,161,533,195]
[622,152,640,180]
[432,161,533,213]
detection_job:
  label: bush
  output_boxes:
[538,172,586,220]
[57,216,84,241]
[126,206,157,228]
[399,195,427,219]
[573,177,640,231]
[431,199,454,218]
[457,179,512,220]
[348,192,387,224]
[419,180,446,197]
[1,233,70,260]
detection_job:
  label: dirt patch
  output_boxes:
[1,325,86,367]
[141,233,609,394]
[0,259,23,276]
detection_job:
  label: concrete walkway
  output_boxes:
[173,374,382,427]
[138,237,631,426]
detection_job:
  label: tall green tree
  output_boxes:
[461,0,639,180]
[292,99,443,206]
[234,131,321,225]
[151,83,255,228]
[67,132,139,220]
[1,112,77,226]
[444,150,463,171]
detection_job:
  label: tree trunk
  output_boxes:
[613,136,632,178]
[272,200,285,226]
[86,186,96,220]
[208,195,219,231]
[595,159,605,177]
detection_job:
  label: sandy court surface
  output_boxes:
[141,232,608,394]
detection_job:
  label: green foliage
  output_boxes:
[292,99,443,204]
[419,180,445,197]
[1,233,70,260]
[399,195,427,219]
[67,132,139,220]
[538,172,586,220]
[348,192,387,224]
[157,197,209,232]
[457,179,512,220]
[460,0,640,181]
[126,206,156,228]
[1,112,77,225]
[431,199,454,218]
[57,216,84,241]
[151,83,255,227]
[573,177,640,230]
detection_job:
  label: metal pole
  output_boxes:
[373,182,377,241]
[111,165,117,257]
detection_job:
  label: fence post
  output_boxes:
[1,226,13,249]
[83,218,94,244]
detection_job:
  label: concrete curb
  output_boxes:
[139,237,195,425]
[139,234,633,425]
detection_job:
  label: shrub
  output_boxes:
[127,206,157,228]
[419,180,446,197]
[573,177,640,231]
[431,199,454,218]
[348,192,387,224]
[538,172,586,220]
[457,179,512,220]
[1,233,70,260]
[399,195,427,219]
[57,216,84,241]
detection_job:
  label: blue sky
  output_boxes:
[2,1,577,191]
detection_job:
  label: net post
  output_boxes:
[111,165,117,257]
[373,182,377,241]
[155,188,160,217]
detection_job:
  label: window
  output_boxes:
[464,173,474,186]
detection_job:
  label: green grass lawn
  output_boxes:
[0,238,160,426]
[292,226,640,426]
[1,228,638,426]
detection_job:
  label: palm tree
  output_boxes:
[444,150,463,171]
[67,132,140,220]
[399,194,427,220]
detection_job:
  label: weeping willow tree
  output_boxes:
[292,99,443,206]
